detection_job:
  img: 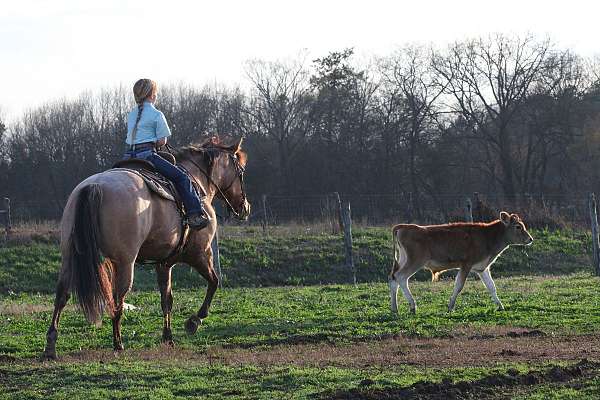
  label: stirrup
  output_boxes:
[186,213,210,230]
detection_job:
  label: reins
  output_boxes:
[165,143,246,219]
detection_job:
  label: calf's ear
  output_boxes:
[510,213,520,223]
[500,211,510,225]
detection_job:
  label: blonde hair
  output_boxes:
[133,79,157,104]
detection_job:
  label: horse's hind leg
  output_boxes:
[43,264,71,359]
[156,263,174,346]
[184,248,219,335]
[111,261,134,351]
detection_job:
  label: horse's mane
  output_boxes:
[173,136,247,167]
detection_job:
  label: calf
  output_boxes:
[389,212,533,314]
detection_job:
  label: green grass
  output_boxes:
[0,227,592,293]
[1,356,598,399]
[1,227,598,399]
[2,273,600,359]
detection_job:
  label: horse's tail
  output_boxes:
[69,184,115,325]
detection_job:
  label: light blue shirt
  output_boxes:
[126,101,171,145]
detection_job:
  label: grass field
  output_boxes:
[1,226,599,399]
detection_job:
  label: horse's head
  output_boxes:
[210,137,251,220]
[179,136,251,221]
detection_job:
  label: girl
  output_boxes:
[124,78,210,230]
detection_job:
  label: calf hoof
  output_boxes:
[185,316,202,335]
[409,307,416,315]
[497,305,506,311]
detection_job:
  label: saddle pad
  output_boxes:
[111,168,177,202]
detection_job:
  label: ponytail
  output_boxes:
[131,103,144,151]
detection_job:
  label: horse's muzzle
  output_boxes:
[236,200,251,221]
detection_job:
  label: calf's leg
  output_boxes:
[448,268,468,312]
[477,268,504,310]
[398,273,417,314]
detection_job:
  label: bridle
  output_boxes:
[180,147,247,219]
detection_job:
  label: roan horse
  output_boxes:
[43,137,250,359]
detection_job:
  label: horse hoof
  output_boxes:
[113,344,125,352]
[41,350,57,361]
[185,316,202,335]
[163,339,175,348]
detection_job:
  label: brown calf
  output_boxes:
[389,212,533,314]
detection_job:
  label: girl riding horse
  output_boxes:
[124,78,210,230]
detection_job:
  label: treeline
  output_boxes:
[2,34,600,220]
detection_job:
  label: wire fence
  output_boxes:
[256,192,592,230]
[7,192,594,230]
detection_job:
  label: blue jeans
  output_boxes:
[123,149,203,215]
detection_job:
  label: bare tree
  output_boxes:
[244,56,314,193]
[379,45,448,201]
[432,34,551,199]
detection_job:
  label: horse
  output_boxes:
[42,137,250,359]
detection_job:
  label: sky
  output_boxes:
[2,0,600,122]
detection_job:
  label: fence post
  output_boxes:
[2,198,10,243]
[589,193,600,276]
[340,201,356,285]
[407,192,413,223]
[333,192,343,234]
[261,194,268,234]
[211,227,223,288]
[465,197,473,222]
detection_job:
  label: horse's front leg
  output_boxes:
[155,263,175,345]
[184,247,219,335]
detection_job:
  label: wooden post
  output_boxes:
[211,227,223,288]
[3,198,10,227]
[589,193,600,276]
[465,197,473,222]
[333,192,343,234]
[261,194,268,234]
[340,201,356,285]
[1,198,10,243]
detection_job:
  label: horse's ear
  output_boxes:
[233,137,244,153]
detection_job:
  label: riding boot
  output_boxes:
[186,203,211,230]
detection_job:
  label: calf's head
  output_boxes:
[500,211,533,246]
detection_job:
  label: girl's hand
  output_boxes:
[156,137,167,147]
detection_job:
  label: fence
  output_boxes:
[6,192,594,229]
[256,192,592,229]
[4,193,600,277]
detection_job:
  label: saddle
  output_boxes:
[112,151,180,202]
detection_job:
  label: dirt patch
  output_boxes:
[321,359,600,400]
[45,331,600,369]
[0,303,74,316]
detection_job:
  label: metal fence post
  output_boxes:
[589,193,600,276]
[465,197,473,222]
[340,201,356,285]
